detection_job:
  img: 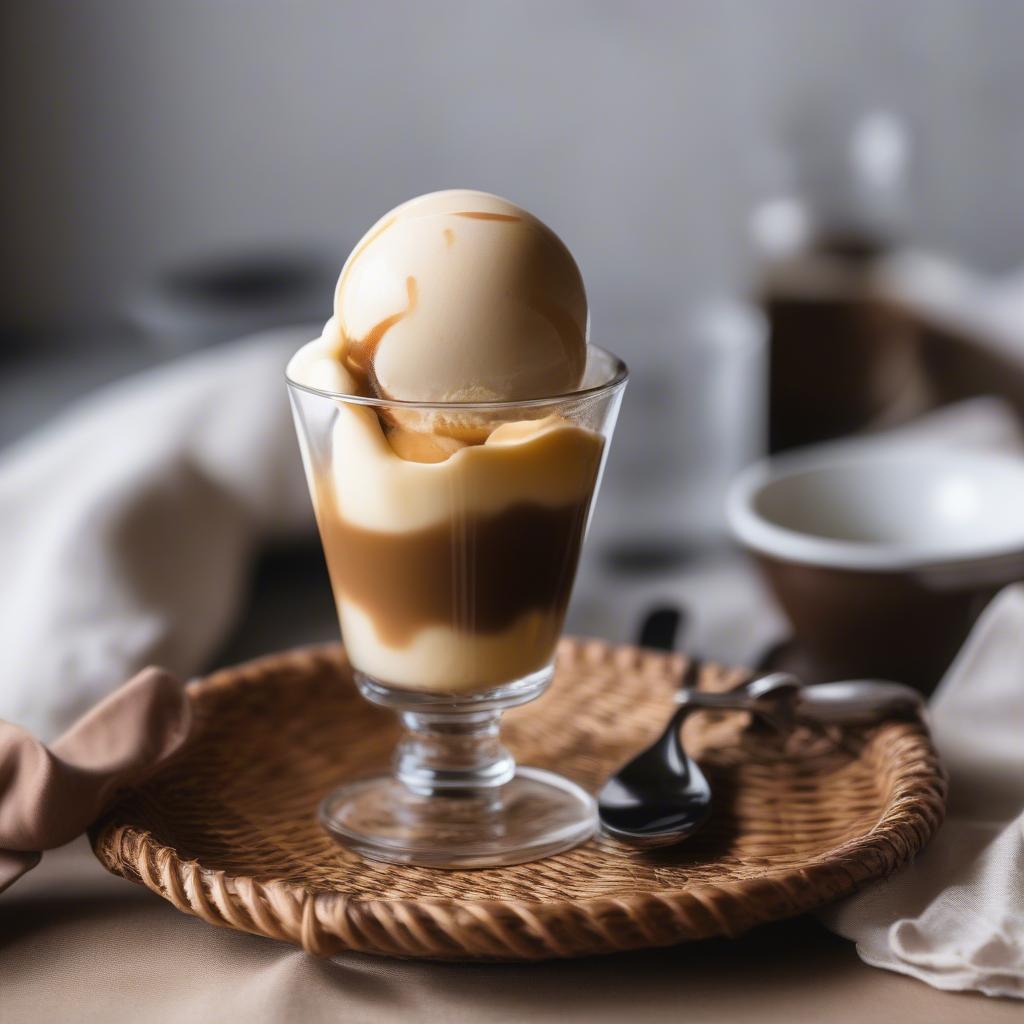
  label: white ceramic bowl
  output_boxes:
[726,447,1024,690]
[728,448,1024,570]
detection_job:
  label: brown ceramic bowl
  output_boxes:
[727,448,1024,693]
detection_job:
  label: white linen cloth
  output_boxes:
[0,327,314,740]
[821,584,1024,999]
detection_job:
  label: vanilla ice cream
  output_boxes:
[335,189,586,403]
[288,191,615,693]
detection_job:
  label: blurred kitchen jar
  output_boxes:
[752,112,928,452]
[595,298,766,561]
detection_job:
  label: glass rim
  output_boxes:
[285,343,628,411]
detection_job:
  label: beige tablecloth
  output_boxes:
[2,838,1017,1024]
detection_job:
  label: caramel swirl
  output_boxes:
[316,485,591,647]
[343,275,418,394]
[452,211,522,222]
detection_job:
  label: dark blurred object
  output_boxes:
[752,112,932,452]
[759,238,1024,457]
[880,257,1024,426]
[126,249,336,353]
[636,605,684,652]
[758,235,926,452]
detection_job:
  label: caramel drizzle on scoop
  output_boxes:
[343,275,418,393]
[452,211,522,222]
[338,208,524,395]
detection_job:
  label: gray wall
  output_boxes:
[3,0,1023,333]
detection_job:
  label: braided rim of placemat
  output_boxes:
[90,640,946,961]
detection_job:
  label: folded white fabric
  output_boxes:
[821,583,1024,998]
[0,327,315,740]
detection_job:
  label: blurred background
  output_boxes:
[3,0,1024,667]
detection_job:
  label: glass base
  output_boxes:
[320,767,597,868]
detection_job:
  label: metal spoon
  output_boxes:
[676,676,924,730]
[597,666,794,848]
[598,671,924,848]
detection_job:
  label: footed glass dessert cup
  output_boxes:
[287,346,627,867]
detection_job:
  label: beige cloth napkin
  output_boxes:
[821,584,1024,998]
[0,326,314,741]
[0,667,190,892]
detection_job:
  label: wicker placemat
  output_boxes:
[90,640,945,960]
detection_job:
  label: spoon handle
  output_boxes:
[793,681,924,725]
[676,678,924,727]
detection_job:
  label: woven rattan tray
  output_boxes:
[91,640,945,961]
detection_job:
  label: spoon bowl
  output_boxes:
[597,701,712,848]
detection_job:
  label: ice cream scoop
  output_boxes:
[329,189,588,404]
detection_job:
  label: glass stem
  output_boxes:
[395,709,516,796]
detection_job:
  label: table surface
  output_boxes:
[4,839,1016,1024]
[0,347,1018,1021]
